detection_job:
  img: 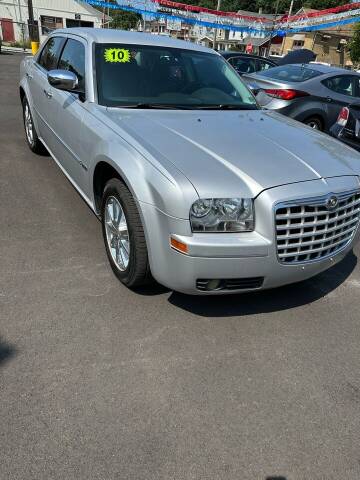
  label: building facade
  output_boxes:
[0,0,103,45]
[280,8,352,67]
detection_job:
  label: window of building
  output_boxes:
[293,40,305,48]
[40,16,63,35]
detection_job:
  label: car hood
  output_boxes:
[106,108,360,199]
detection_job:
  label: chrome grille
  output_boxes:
[275,190,360,264]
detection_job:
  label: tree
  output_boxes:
[349,23,360,64]
[110,11,141,30]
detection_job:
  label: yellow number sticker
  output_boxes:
[104,48,131,63]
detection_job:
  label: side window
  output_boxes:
[58,39,86,92]
[258,60,274,71]
[323,75,357,97]
[37,36,64,71]
[229,57,257,75]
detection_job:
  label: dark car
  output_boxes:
[330,104,360,152]
[242,63,360,132]
[220,51,277,76]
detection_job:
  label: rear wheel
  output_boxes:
[101,178,152,288]
[304,116,323,131]
[22,96,47,154]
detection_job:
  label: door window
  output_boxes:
[322,75,358,97]
[58,39,86,92]
[257,60,274,71]
[228,57,257,74]
[37,36,65,71]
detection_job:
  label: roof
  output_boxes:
[237,36,271,47]
[53,28,215,53]
[221,52,276,64]
[291,63,359,75]
[78,2,107,19]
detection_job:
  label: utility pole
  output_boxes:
[280,0,294,55]
[269,0,280,56]
[17,0,25,50]
[288,0,295,18]
[27,0,38,42]
[213,0,222,51]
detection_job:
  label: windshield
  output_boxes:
[95,43,258,109]
[256,65,323,83]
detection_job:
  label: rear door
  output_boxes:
[321,75,360,127]
[227,56,257,76]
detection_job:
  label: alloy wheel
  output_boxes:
[24,103,34,146]
[104,196,130,271]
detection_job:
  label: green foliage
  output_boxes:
[349,23,360,64]
[110,11,141,30]
[175,0,348,14]
[94,0,350,29]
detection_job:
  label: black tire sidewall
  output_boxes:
[101,179,146,286]
[305,117,323,131]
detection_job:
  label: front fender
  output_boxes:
[88,139,198,220]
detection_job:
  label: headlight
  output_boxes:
[190,198,254,232]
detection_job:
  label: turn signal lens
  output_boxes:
[170,237,188,254]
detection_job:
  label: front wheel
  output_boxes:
[101,178,152,288]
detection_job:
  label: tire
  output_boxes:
[304,116,323,131]
[22,96,47,154]
[101,178,152,288]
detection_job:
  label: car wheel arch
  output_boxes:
[19,86,25,103]
[303,114,325,131]
[93,160,134,215]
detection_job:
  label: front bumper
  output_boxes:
[140,176,360,295]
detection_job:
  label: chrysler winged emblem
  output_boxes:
[325,195,339,211]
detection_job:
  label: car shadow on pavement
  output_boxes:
[167,251,357,317]
[0,337,16,367]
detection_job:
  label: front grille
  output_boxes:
[196,277,264,291]
[275,190,360,264]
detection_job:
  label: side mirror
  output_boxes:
[47,69,78,92]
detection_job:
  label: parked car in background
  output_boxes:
[220,52,276,75]
[20,29,360,294]
[330,104,360,152]
[242,63,360,132]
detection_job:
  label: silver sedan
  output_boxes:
[20,28,360,294]
[242,63,360,132]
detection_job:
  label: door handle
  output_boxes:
[43,89,52,99]
[26,72,33,80]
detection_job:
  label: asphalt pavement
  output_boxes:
[1,52,360,480]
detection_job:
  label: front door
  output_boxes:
[0,18,15,42]
[45,36,89,195]
[27,36,65,150]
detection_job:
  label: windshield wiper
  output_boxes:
[191,104,258,110]
[110,103,257,110]
[112,103,195,110]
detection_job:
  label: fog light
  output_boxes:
[206,279,222,291]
